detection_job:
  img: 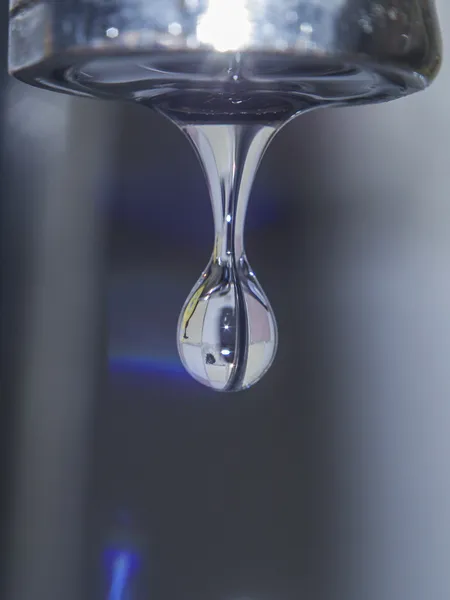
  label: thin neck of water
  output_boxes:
[182,123,277,263]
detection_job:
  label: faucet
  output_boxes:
[8,0,442,390]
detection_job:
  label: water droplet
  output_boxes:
[106,27,119,39]
[300,22,313,35]
[358,16,373,34]
[387,8,398,21]
[175,123,279,391]
[168,22,182,36]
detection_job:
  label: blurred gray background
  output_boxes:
[2,2,450,600]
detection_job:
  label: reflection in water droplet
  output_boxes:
[178,254,277,391]
[176,122,279,391]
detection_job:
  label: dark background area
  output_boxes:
[2,3,450,600]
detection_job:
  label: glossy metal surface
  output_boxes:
[177,123,278,391]
[9,0,442,107]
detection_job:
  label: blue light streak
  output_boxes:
[109,355,187,377]
[105,548,140,600]
[108,552,131,600]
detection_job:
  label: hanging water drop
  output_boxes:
[154,90,319,391]
[175,122,279,391]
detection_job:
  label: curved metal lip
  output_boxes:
[8,0,442,102]
[8,0,442,59]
